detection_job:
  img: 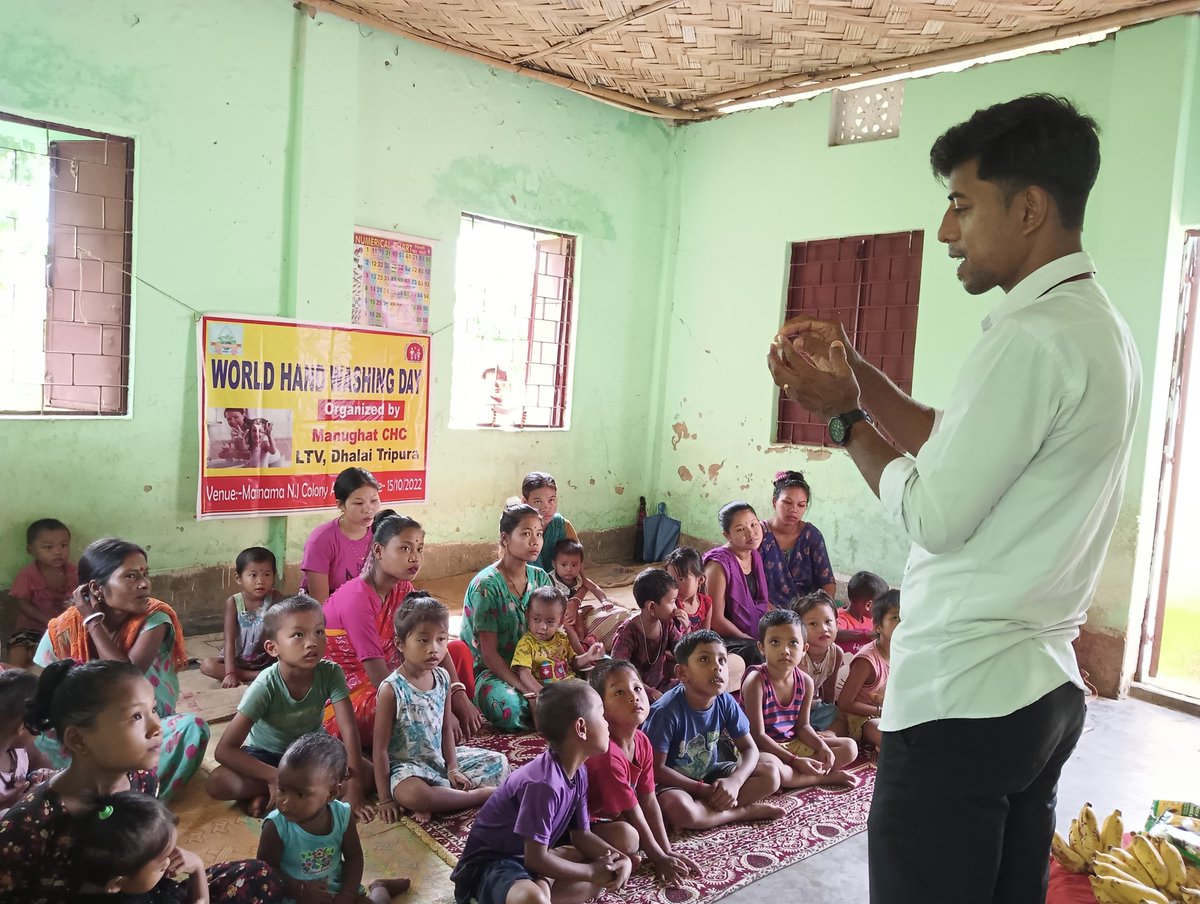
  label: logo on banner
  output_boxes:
[406,343,424,363]
[208,324,243,356]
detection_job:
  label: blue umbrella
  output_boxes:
[643,502,681,563]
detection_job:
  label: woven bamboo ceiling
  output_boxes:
[305,0,1199,119]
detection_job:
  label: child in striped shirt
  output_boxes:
[741,609,859,789]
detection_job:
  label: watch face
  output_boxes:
[828,416,847,445]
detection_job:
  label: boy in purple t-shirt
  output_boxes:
[451,680,633,904]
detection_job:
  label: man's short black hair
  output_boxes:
[930,94,1100,230]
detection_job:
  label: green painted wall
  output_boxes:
[2,0,1199,688]
[653,18,1200,650]
[0,0,672,583]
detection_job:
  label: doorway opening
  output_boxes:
[1141,231,1200,698]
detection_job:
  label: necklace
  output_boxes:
[638,618,667,668]
[498,562,528,599]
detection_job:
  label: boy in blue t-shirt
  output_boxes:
[643,629,784,830]
[451,680,634,904]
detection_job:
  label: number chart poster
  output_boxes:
[197,315,430,519]
[352,227,432,333]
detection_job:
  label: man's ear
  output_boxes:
[1018,185,1051,234]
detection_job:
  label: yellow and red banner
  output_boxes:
[197,315,429,518]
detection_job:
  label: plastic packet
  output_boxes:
[1146,800,1200,868]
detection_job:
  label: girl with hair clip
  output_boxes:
[322,512,483,746]
[459,503,554,731]
[32,538,209,800]
[70,791,208,902]
[0,660,280,904]
[758,471,837,609]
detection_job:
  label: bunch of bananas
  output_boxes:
[1050,802,1200,903]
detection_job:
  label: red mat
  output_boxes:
[404,728,877,904]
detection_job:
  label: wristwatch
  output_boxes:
[828,409,873,446]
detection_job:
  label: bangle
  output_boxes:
[449,681,466,693]
[82,612,105,630]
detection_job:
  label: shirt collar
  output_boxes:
[981,251,1096,333]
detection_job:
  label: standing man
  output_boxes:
[767,95,1141,903]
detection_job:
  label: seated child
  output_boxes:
[206,594,369,819]
[609,569,685,701]
[450,679,634,904]
[374,593,508,824]
[792,591,844,733]
[836,572,888,656]
[522,471,585,577]
[549,540,620,651]
[664,547,710,632]
[200,546,284,687]
[741,610,858,789]
[584,660,699,886]
[0,669,53,815]
[71,790,208,901]
[511,588,605,704]
[643,630,784,831]
[6,519,76,669]
[836,589,900,749]
[258,732,409,904]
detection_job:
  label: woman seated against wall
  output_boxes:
[33,537,210,800]
[321,511,483,747]
[759,470,837,607]
[458,503,553,732]
[702,501,772,666]
[300,467,381,603]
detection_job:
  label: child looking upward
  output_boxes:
[584,660,698,886]
[206,595,369,819]
[200,547,283,687]
[836,572,888,656]
[451,680,633,904]
[741,609,858,789]
[644,630,784,831]
[609,569,685,701]
[6,519,76,669]
[836,590,901,749]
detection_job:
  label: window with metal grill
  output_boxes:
[776,230,922,446]
[451,214,576,430]
[1,111,133,416]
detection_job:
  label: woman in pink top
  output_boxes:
[322,513,484,746]
[836,589,900,749]
[300,468,382,602]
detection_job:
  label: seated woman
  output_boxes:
[459,503,553,732]
[759,471,837,607]
[322,512,483,745]
[300,467,382,603]
[33,537,210,801]
[702,501,771,666]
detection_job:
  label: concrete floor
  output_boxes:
[721,696,1200,904]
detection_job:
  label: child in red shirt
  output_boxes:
[6,519,76,669]
[836,571,888,656]
[585,660,698,886]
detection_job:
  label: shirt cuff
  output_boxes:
[878,455,917,523]
[930,408,944,436]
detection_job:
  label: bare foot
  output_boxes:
[410,810,432,823]
[820,769,859,788]
[246,795,270,818]
[368,877,411,902]
[742,802,786,821]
